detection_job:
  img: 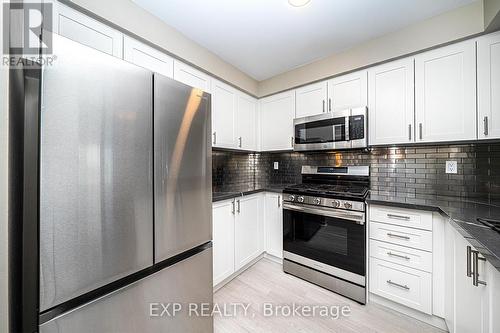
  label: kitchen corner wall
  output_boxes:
[213,142,500,201]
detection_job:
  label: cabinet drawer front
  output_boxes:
[370,222,432,251]
[369,258,432,314]
[370,205,433,231]
[370,239,432,272]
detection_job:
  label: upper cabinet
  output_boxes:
[53,4,123,58]
[123,36,174,78]
[368,58,415,145]
[173,60,212,93]
[478,32,500,140]
[259,91,296,151]
[212,80,238,149]
[327,70,368,111]
[236,94,258,151]
[415,40,477,143]
[295,81,328,118]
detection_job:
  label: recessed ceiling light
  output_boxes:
[288,0,311,7]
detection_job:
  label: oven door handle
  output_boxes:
[283,203,365,225]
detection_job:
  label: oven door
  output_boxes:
[293,110,351,151]
[283,203,366,280]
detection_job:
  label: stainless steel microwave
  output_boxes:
[293,107,367,151]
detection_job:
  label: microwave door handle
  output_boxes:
[345,116,350,141]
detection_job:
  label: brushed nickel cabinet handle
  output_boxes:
[484,116,489,136]
[231,199,235,215]
[387,233,410,240]
[408,124,412,141]
[467,246,473,277]
[387,280,410,290]
[322,100,325,113]
[213,132,217,145]
[419,123,423,140]
[238,136,242,148]
[387,252,410,260]
[278,195,281,207]
[387,213,411,220]
[472,250,487,287]
[237,199,241,213]
[329,98,332,111]
[291,136,294,147]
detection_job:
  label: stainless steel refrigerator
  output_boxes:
[8,35,213,332]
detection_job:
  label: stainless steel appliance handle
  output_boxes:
[387,232,410,240]
[387,252,410,260]
[408,124,412,141]
[322,100,325,113]
[387,213,410,220]
[467,246,473,277]
[472,250,487,287]
[484,116,489,136]
[387,280,410,290]
[283,203,365,225]
[237,199,241,213]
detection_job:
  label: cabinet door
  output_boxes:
[368,58,415,145]
[265,193,283,259]
[260,91,296,151]
[478,32,500,140]
[173,60,211,92]
[234,195,262,270]
[236,93,257,151]
[453,231,487,333]
[327,70,367,111]
[212,80,237,148]
[295,81,328,118]
[123,36,173,78]
[54,3,123,58]
[415,40,476,143]
[444,221,456,332]
[486,262,500,333]
[212,200,235,286]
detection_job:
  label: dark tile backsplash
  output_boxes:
[213,143,500,200]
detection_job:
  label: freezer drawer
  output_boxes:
[39,35,154,311]
[154,74,212,262]
[40,248,213,333]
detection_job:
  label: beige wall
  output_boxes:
[0,0,9,330]
[258,1,485,97]
[67,0,259,96]
[484,0,500,31]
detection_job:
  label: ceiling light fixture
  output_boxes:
[288,0,311,7]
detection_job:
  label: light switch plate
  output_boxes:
[273,162,279,170]
[446,161,458,174]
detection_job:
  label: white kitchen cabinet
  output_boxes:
[236,93,258,151]
[260,91,296,151]
[234,195,262,270]
[173,60,211,92]
[295,81,328,118]
[478,32,500,140]
[212,79,237,149]
[327,70,368,111]
[368,58,415,145]
[212,199,235,286]
[54,3,123,58]
[415,40,477,143]
[265,193,283,259]
[123,36,173,78]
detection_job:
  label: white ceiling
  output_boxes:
[133,0,476,81]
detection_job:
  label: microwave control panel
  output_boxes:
[349,115,365,140]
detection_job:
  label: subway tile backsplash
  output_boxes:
[213,143,500,200]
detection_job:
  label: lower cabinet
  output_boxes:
[264,192,283,259]
[212,199,235,286]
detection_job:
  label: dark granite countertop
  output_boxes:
[367,191,500,271]
[213,184,292,202]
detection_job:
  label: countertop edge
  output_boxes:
[212,188,284,202]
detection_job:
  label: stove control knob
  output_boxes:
[344,202,352,209]
[313,198,321,205]
[332,200,340,208]
[288,195,295,202]
[298,196,305,203]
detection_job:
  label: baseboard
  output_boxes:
[263,252,283,264]
[213,253,266,292]
[369,293,449,332]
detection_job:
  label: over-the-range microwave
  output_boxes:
[293,107,367,151]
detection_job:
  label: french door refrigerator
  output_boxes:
[9,35,213,332]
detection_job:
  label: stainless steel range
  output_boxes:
[282,165,369,304]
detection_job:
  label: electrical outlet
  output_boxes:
[273,162,279,170]
[446,161,458,174]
